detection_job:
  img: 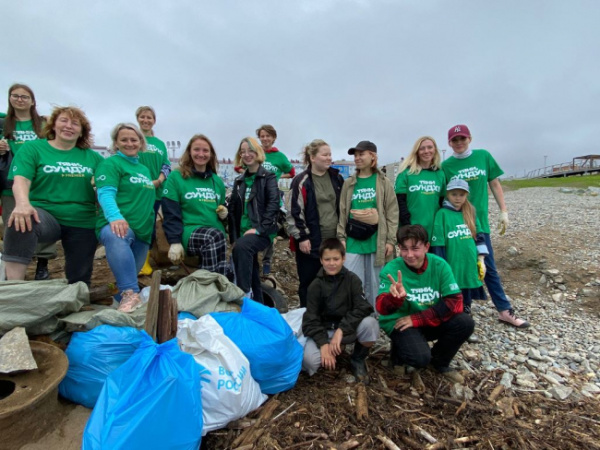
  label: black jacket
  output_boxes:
[287,167,344,259]
[227,165,279,243]
[302,266,374,347]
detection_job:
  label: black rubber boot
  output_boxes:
[351,342,370,384]
[35,258,50,281]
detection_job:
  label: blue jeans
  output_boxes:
[99,225,149,295]
[483,233,512,312]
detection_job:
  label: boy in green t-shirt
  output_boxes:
[377,225,474,383]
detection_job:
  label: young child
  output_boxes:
[377,225,474,383]
[430,179,488,315]
[302,238,379,383]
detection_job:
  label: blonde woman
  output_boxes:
[395,136,445,240]
[227,137,279,303]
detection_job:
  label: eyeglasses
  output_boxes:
[10,94,31,101]
[450,136,468,143]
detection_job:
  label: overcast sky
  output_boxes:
[4,0,599,177]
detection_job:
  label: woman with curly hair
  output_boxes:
[2,106,103,285]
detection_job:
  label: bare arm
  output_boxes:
[489,178,507,211]
[9,176,40,231]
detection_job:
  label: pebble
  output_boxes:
[550,386,573,401]
[500,372,514,388]
[450,384,474,401]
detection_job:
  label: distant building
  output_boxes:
[92,145,111,158]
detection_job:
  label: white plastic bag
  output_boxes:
[178,316,267,435]
[282,308,307,348]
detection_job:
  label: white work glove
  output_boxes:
[216,205,228,220]
[168,243,184,264]
[498,211,509,236]
[477,255,487,281]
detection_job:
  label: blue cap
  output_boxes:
[446,178,470,193]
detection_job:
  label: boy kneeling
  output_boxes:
[302,238,379,383]
[377,225,474,383]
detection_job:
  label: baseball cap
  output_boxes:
[348,140,377,155]
[446,178,470,193]
[448,124,471,142]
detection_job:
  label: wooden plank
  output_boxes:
[144,270,162,341]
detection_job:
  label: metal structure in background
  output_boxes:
[166,140,181,161]
[526,155,600,179]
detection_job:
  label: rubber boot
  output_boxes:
[138,252,153,276]
[351,342,370,385]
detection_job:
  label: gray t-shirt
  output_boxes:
[312,172,337,239]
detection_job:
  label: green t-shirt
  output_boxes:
[10,139,103,228]
[95,155,156,243]
[347,174,378,254]
[162,170,226,249]
[139,136,170,201]
[1,120,40,196]
[239,173,275,241]
[240,174,256,236]
[312,172,337,239]
[394,167,445,239]
[262,150,293,181]
[441,150,504,233]
[431,208,482,289]
[377,254,460,335]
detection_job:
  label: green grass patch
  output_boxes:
[501,174,600,191]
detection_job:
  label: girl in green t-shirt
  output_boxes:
[228,137,280,304]
[96,123,155,313]
[135,106,172,275]
[430,179,488,314]
[1,83,57,280]
[338,140,398,308]
[161,134,229,275]
[395,136,446,240]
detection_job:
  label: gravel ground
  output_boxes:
[451,186,600,400]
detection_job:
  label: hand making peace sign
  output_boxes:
[387,270,407,299]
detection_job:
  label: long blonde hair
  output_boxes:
[400,136,442,175]
[461,199,477,238]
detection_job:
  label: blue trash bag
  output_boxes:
[59,325,144,408]
[211,298,302,394]
[178,311,197,321]
[82,333,203,450]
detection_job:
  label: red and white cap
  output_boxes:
[448,124,471,141]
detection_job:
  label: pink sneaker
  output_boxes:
[498,309,529,328]
[118,289,142,313]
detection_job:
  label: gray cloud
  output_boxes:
[4,0,599,177]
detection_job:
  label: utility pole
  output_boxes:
[442,149,446,160]
[544,155,548,175]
